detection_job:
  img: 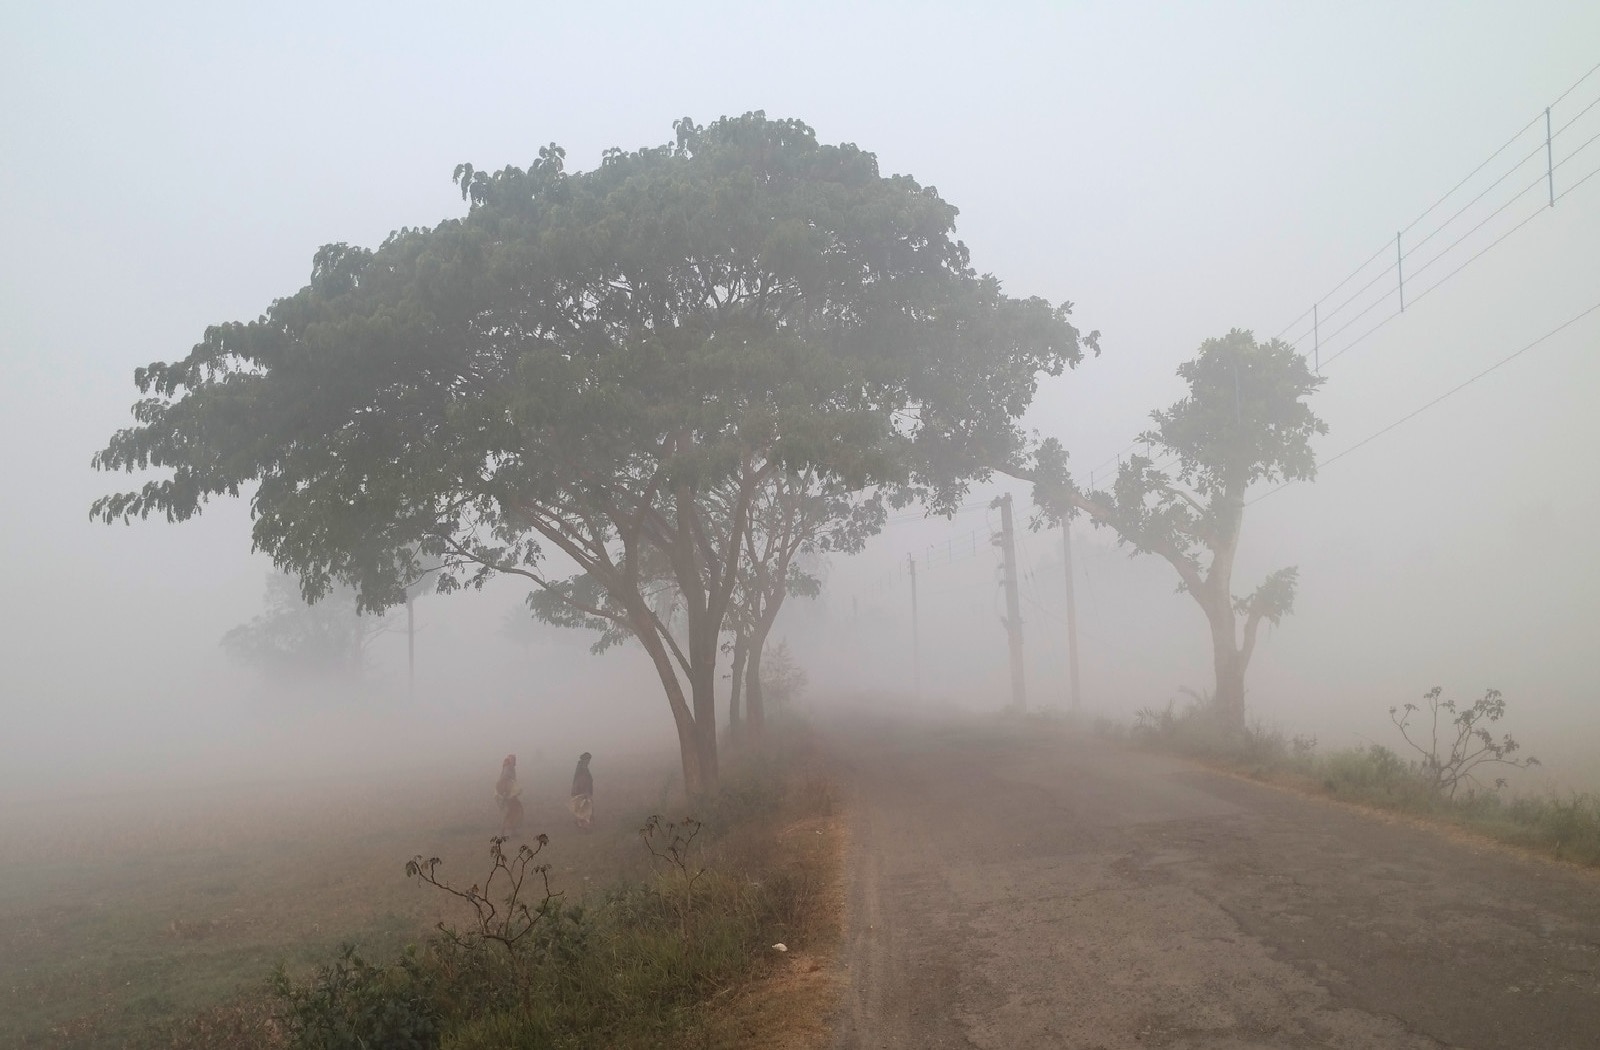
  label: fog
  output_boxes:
[3,1,1599,809]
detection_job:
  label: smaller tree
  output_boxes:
[1390,686,1539,798]
[223,573,390,683]
[1026,329,1324,732]
[723,468,883,741]
[758,640,808,721]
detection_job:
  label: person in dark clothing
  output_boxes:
[569,752,593,830]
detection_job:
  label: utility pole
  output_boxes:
[908,553,922,700]
[1061,521,1082,711]
[992,493,1026,712]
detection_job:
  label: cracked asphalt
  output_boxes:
[828,716,1600,1049]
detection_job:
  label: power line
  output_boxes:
[1551,57,1600,109]
[1399,115,1546,238]
[1272,239,1393,344]
[1278,62,1600,351]
[1320,145,1600,370]
[1300,104,1596,360]
[1269,65,1598,345]
[1554,126,1600,176]
[1247,298,1600,506]
[1318,170,1549,368]
[1554,79,1600,137]
[1554,152,1600,203]
[1404,170,1546,284]
[883,500,985,526]
[1091,63,1600,485]
[1398,140,1546,262]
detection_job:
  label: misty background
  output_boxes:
[3,2,1598,802]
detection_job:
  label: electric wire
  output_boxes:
[896,65,1600,552]
[1248,298,1600,507]
[1104,65,1600,481]
[1275,61,1600,346]
[1397,141,1546,262]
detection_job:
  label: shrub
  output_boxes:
[264,738,835,1049]
[1131,688,1295,768]
[1502,793,1600,866]
[1319,744,1429,804]
[1390,686,1539,798]
[1111,683,1595,871]
[272,944,439,1050]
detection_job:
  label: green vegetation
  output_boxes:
[2,840,430,1050]
[222,572,389,684]
[2,736,837,1049]
[1023,330,1326,733]
[93,112,1094,796]
[126,735,839,1050]
[1121,688,1600,868]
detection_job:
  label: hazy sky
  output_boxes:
[4,2,1598,795]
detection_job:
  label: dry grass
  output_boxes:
[1210,761,1600,883]
[0,752,679,1049]
[1110,702,1600,874]
[693,805,849,1048]
[0,734,851,1049]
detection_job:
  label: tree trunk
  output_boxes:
[743,590,787,740]
[681,602,721,792]
[630,608,711,797]
[1205,602,1246,734]
[690,656,720,789]
[728,632,748,744]
[675,710,707,798]
[745,640,765,737]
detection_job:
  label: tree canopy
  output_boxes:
[1028,329,1324,729]
[94,113,1095,792]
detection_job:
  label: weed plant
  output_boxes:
[1120,687,1600,869]
[263,740,830,1050]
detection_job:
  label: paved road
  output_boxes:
[828,717,1600,1049]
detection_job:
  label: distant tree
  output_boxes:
[1027,330,1325,731]
[93,113,1092,795]
[222,573,388,683]
[758,639,809,720]
[723,467,882,741]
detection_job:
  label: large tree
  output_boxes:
[93,113,1093,794]
[1028,330,1324,730]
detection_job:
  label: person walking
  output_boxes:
[495,754,524,837]
[569,752,594,831]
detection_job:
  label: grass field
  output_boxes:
[0,747,761,1048]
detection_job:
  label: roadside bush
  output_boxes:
[1132,688,1298,770]
[1319,744,1431,806]
[1390,686,1539,798]
[266,746,830,1050]
[435,840,797,1048]
[272,944,439,1050]
[1113,682,1599,870]
[1499,793,1600,866]
[1133,690,1227,753]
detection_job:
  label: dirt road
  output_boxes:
[829,717,1600,1049]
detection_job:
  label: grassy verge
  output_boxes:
[127,726,844,1050]
[1095,699,1600,869]
[1,777,493,1050]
